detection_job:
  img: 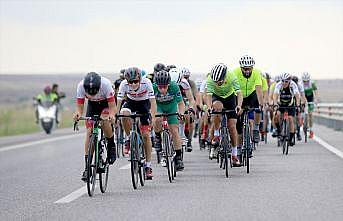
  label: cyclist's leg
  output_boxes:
[211,100,223,143]
[170,123,184,170]
[100,108,116,164]
[308,103,314,137]
[288,107,296,145]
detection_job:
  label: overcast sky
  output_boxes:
[0,0,342,79]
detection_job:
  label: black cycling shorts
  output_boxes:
[121,98,151,125]
[212,93,237,119]
[279,105,296,117]
[86,100,109,117]
[242,91,260,112]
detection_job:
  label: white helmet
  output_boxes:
[302,72,311,81]
[281,72,291,81]
[239,55,255,68]
[181,67,190,77]
[169,68,182,84]
[211,63,227,82]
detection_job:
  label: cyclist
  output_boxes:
[206,63,243,166]
[73,72,117,182]
[153,70,185,171]
[259,72,269,141]
[233,55,264,143]
[169,67,196,152]
[116,67,157,180]
[181,67,199,148]
[270,74,281,137]
[51,83,65,124]
[261,73,274,140]
[272,72,301,146]
[292,75,307,141]
[35,86,58,124]
[301,72,318,138]
[198,74,211,146]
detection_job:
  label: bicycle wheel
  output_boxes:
[99,140,109,193]
[138,135,145,187]
[87,135,97,197]
[130,132,139,189]
[162,131,173,183]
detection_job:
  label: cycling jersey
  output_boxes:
[274,81,299,105]
[261,74,268,92]
[37,93,58,103]
[206,70,240,99]
[117,77,155,101]
[76,77,115,104]
[303,80,317,101]
[114,78,123,90]
[233,67,262,98]
[179,78,191,98]
[199,80,207,94]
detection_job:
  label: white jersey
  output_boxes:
[76,77,115,104]
[274,80,299,95]
[199,80,207,94]
[117,77,155,101]
[296,81,305,94]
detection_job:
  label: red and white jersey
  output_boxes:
[117,77,155,101]
[76,77,115,105]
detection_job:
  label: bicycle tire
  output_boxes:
[138,135,145,187]
[87,135,97,197]
[130,132,139,189]
[162,131,173,183]
[99,139,109,193]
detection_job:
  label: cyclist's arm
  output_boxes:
[206,93,213,109]
[186,89,195,110]
[150,98,157,119]
[108,101,116,118]
[178,100,185,115]
[256,85,263,106]
[237,91,243,108]
[295,93,301,106]
[196,91,202,108]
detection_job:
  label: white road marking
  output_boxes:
[314,135,343,159]
[55,185,87,204]
[0,133,84,153]
[119,163,131,170]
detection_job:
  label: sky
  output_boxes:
[0,0,342,79]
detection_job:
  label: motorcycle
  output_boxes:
[34,99,57,134]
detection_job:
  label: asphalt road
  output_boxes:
[0,127,342,221]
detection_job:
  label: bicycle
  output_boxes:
[155,113,180,182]
[116,112,147,189]
[209,109,236,178]
[240,107,260,174]
[276,106,296,155]
[74,115,110,197]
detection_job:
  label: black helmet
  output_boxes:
[125,67,141,81]
[154,63,166,73]
[154,70,170,85]
[120,69,125,74]
[83,72,101,95]
[292,75,298,83]
[165,64,176,72]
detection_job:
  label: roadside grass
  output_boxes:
[0,103,74,137]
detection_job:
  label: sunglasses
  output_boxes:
[282,80,290,83]
[128,79,140,84]
[158,85,168,89]
[216,80,224,86]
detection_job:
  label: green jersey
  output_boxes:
[233,67,262,98]
[206,71,240,99]
[153,81,183,105]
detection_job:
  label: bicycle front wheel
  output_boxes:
[87,135,97,197]
[162,131,174,183]
[130,132,139,189]
[99,163,109,193]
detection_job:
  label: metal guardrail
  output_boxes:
[313,103,343,130]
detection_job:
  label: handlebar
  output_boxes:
[155,113,180,118]
[209,109,236,115]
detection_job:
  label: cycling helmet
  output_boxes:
[83,72,101,95]
[44,86,51,94]
[302,72,311,81]
[166,64,177,72]
[169,67,182,84]
[239,55,255,68]
[154,63,166,73]
[119,69,125,78]
[155,70,171,85]
[125,67,141,81]
[211,63,227,82]
[281,72,291,81]
[181,67,190,77]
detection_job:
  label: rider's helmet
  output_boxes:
[119,69,125,78]
[301,72,311,81]
[169,67,182,84]
[292,75,299,84]
[44,86,52,94]
[281,72,292,81]
[239,55,255,68]
[124,67,141,81]
[211,63,227,82]
[166,64,177,72]
[154,63,166,73]
[83,72,101,95]
[181,67,190,78]
[154,70,171,85]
